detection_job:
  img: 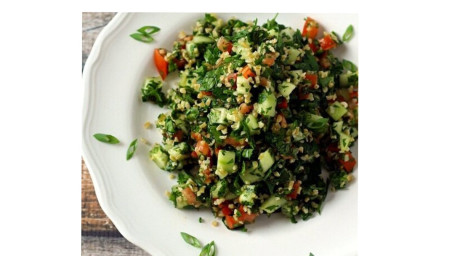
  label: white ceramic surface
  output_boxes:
[82,13,358,256]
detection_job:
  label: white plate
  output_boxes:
[82,13,358,256]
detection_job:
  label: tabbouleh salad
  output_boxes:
[142,14,358,230]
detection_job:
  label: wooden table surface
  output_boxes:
[82,12,150,255]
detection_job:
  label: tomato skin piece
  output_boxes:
[225,137,247,147]
[191,132,202,142]
[172,130,184,142]
[154,48,168,80]
[226,42,233,54]
[195,140,211,157]
[225,216,237,229]
[308,42,318,53]
[239,103,254,114]
[319,34,337,51]
[242,66,256,79]
[226,73,237,87]
[305,73,318,87]
[286,180,302,199]
[339,152,356,172]
[277,98,288,109]
[302,17,319,39]
[201,91,213,96]
[182,187,197,205]
[238,205,258,223]
[191,151,198,159]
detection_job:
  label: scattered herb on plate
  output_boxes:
[180,232,202,248]
[126,139,138,160]
[93,133,120,144]
[130,25,160,43]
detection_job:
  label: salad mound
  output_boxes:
[144,14,358,230]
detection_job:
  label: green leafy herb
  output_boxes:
[126,139,138,160]
[93,133,119,144]
[180,232,202,248]
[130,26,160,43]
[309,253,315,256]
[141,77,167,107]
[199,217,204,223]
[200,241,216,256]
[242,149,254,159]
[342,25,354,42]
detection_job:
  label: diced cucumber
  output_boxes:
[332,121,352,153]
[258,149,274,172]
[174,119,188,134]
[168,142,190,161]
[216,150,236,179]
[149,144,169,170]
[208,107,228,125]
[185,41,197,58]
[236,76,251,95]
[171,185,188,209]
[193,35,215,44]
[226,108,244,123]
[239,185,257,206]
[240,161,264,184]
[211,179,228,198]
[245,114,260,134]
[339,71,358,88]
[280,28,294,42]
[260,195,287,214]
[278,82,296,99]
[288,70,303,84]
[258,91,276,117]
[281,201,299,218]
[338,133,351,153]
[326,101,348,121]
[285,48,300,65]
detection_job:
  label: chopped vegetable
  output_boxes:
[180,232,202,248]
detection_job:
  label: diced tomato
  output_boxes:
[327,143,339,153]
[225,137,247,147]
[225,216,237,229]
[191,151,198,158]
[226,73,237,87]
[201,91,213,96]
[319,34,337,51]
[203,167,212,184]
[239,103,254,114]
[191,132,202,142]
[286,180,302,200]
[154,48,168,80]
[172,130,184,142]
[259,77,268,87]
[238,205,258,223]
[182,187,197,205]
[277,98,288,109]
[217,37,233,53]
[219,203,233,216]
[226,42,233,54]
[349,91,358,99]
[302,17,319,39]
[262,52,278,66]
[242,65,256,79]
[308,42,318,53]
[339,152,356,172]
[195,140,211,157]
[299,93,310,100]
[173,58,186,70]
[305,73,318,86]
